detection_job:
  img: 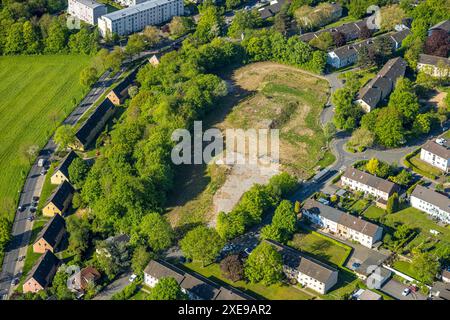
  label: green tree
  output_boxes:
[79,67,98,88]
[148,277,188,300]
[323,122,337,140]
[412,113,432,135]
[180,225,224,266]
[138,213,173,252]
[143,26,161,47]
[386,193,399,214]
[66,215,90,259]
[125,34,146,58]
[366,158,379,175]
[51,266,76,300]
[216,210,246,240]
[388,78,420,126]
[193,3,224,44]
[310,32,334,51]
[169,16,194,39]
[412,252,439,284]
[228,10,262,39]
[22,21,41,54]
[389,169,412,187]
[374,108,405,147]
[45,19,67,53]
[380,5,407,31]
[131,246,153,274]
[68,157,89,188]
[260,224,283,242]
[54,125,75,149]
[244,241,283,285]
[4,22,24,54]
[271,200,296,240]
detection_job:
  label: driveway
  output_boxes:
[93,272,132,300]
[380,279,427,300]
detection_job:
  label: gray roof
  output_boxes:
[144,259,254,300]
[329,30,410,60]
[358,289,382,300]
[25,251,60,289]
[303,199,382,238]
[264,239,338,284]
[101,0,179,21]
[300,19,367,43]
[422,140,450,159]
[44,181,75,211]
[357,57,407,109]
[53,151,79,181]
[429,20,450,33]
[411,184,450,213]
[35,214,66,248]
[74,0,106,9]
[343,167,398,194]
[418,54,450,67]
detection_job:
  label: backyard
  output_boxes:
[0,55,91,220]
[182,261,314,300]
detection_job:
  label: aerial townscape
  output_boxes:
[0,0,449,308]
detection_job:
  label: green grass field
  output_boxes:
[363,205,386,220]
[0,55,91,219]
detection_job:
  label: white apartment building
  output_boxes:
[302,199,383,248]
[411,185,450,224]
[115,0,149,6]
[341,167,398,201]
[67,0,107,25]
[420,140,450,173]
[265,239,339,294]
[98,0,184,37]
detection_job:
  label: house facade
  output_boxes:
[417,54,450,78]
[302,199,383,248]
[23,251,60,294]
[33,214,66,253]
[98,0,184,37]
[265,239,338,294]
[420,140,450,172]
[67,0,107,25]
[410,185,450,224]
[42,181,75,217]
[50,151,80,185]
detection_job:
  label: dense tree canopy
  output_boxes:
[244,241,283,285]
[180,226,224,266]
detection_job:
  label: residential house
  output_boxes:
[356,57,407,112]
[23,251,60,293]
[341,167,399,202]
[430,281,450,300]
[428,20,450,36]
[72,98,116,151]
[258,0,286,20]
[144,259,254,300]
[295,3,342,30]
[420,140,450,172]
[42,181,75,217]
[114,0,150,6]
[302,199,383,248]
[327,29,410,68]
[264,239,338,294]
[410,184,450,224]
[70,267,101,293]
[67,0,107,25]
[417,54,450,78]
[106,69,139,106]
[300,19,368,43]
[50,151,80,185]
[33,214,66,254]
[365,266,391,289]
[148,54,160,66]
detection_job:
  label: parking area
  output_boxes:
[380,279,427,300]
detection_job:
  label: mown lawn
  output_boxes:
[288,230,352,266]
[363,205,386,220]
[349,199,370,215]
[408,154,442,179]
[182,262,314,300]
[392,261,421,280]
[0,55,91,219]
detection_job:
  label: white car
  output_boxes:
[402,288,411,296]
[128,274,137,283]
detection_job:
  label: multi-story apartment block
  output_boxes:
[67,0,107,25]
[115,0,149,6]
[302,199,383,248]
[341,167,398,202]
[265,239,338,294]
[411,185,450,223]
[420,140,450,172]
[98,0,184,37]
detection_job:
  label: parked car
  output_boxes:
[40,169,47,176]
[128,274,137,283]
[27,215,34,222]
[17,256,25,262]
[32,196,39,202]
[17,205,24,212]
[37,158,45,167]
[402,288,411,296]
[351,262,361,270]
[11,278,19,286]
[409,285,418,293]
[29,207,36,213]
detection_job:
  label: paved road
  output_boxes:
[0,70,124,299]
[93,272,132,300]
